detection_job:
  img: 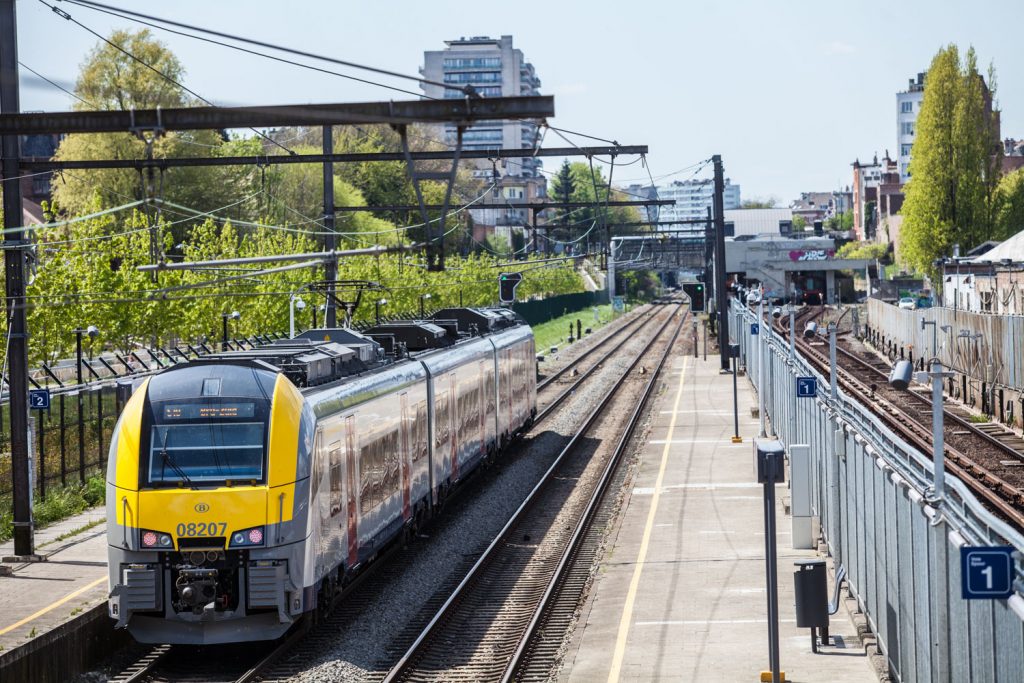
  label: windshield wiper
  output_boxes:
[159,430,193,486]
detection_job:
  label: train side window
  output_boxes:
[360,434,374,515]
[413,402,427,462]
[329,442,342,516]
[384,429,399,498]
[435,395,449,449]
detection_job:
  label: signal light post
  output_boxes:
[499,272,523,304]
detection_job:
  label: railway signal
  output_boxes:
[682,283,705,312]
[499,272,523,303]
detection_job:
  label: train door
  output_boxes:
[399,393,412,521]
[448,373,458,481]
[344,415,358,568]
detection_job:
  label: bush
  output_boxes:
[0,476,106,543]
[836,241,890,262]
[83,475,105,507]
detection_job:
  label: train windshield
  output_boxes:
[149,422,265,484]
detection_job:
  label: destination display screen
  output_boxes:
[162,402,256,420]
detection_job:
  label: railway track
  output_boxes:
[535,303,664,423]
[109,623,306,683]
[107,301,684,683]
[536,301,656,393]
[771,306,1024,528]
[381,302,688,682]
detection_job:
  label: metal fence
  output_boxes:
[0,334,284,501]
[732,301,1024,682]
[866,299,1024,427]
[0,383,132,500]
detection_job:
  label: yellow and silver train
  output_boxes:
[106,308,536,644]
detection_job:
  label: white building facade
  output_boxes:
[421,35,543,179]
[897,72,925,183]
[627,178,740,225]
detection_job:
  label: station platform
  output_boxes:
[559,350,877,682]
[0,506,108,653]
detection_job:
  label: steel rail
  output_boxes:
[781,317,1024,527]
[833,343,1024,464]
[504,304,688,681]
[382,301,686,682]
[533,306,664,424]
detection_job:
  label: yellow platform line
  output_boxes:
[607,355,690,683]
[0,575,106,637]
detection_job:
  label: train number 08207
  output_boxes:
[176,522,227,537]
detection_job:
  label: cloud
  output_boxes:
[821,40,856,55]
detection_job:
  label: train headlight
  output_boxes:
[140,529,173,549]
[229,526,265,547]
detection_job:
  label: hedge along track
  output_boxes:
[382,301,689,683]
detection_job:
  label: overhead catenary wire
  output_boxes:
[18,60,97,108]
[59,0,474,98]
[38,0,296,156]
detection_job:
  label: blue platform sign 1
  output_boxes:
[961,546,1015,599]
[29,388,50,410]
[796,377,818,398]
[751,323,759,335]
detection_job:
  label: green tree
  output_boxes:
[50,30,258,225]
[824,212,854,231]
[791,215,808,232]
[551,160,576,227]
[995,168,1024,240]
[547,162,640,248]
[901,45,1002,275]
[741,197,779,209]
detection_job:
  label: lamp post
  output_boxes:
[375,298,388,324]
[289,295,306,338]
[730,342,741,443]
[72,325,98,485]
[419,293,432,318]
[221,311,240,351]
[758,290,767,438]
[72,325,99,387]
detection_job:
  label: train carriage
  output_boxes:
[106,308,536,644]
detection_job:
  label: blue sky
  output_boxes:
[14,0,1024,202]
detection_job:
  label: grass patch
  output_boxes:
[40,518,105,549]
[532,303,616,354]
[0,474,105,544]
[966,414,991,424]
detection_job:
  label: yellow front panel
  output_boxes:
[113,377,151,494]
[138,487,267,545]
[268,374,303,489]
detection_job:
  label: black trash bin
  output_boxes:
[794,559,829,651]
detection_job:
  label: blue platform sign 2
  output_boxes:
[29,389,50,410]
[961,546,1015,599]
[796,377,818,398]
[750,323,759,335]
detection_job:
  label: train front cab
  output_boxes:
[106,363,315,644]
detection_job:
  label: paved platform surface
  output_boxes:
[0,507,108,652]
[559,351,876,682]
